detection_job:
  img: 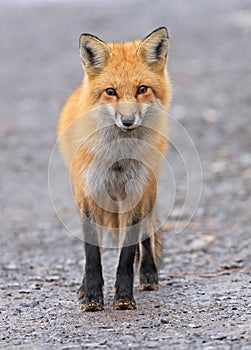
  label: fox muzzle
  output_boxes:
[115,112,141,131]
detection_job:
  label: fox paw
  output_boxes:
[81,299,104,312]
[139,283,158,291]
[113,298,136,310]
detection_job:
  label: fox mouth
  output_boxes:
[115,120,141,132]
[120,125,140,132]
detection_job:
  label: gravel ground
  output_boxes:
[0,0,251,349]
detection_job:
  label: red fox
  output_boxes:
[57,27,171,311]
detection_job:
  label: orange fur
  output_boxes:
[58,38,171,221]
[57,28,172,310]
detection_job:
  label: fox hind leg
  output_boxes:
[139,219,162,291]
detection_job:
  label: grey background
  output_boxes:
[0,0,250,349]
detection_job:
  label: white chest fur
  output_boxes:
[82,126,152,212]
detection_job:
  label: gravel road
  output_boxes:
[0,0,251,349]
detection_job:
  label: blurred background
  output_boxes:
[1,0,250,233]
[0,0,251,347]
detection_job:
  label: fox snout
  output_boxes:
[113,102,142,131]
[121,115,135,127]
[115,112,141,131]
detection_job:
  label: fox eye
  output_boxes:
[137,85,148,95]
[105,87,117,96]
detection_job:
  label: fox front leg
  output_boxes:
[113,218,140,310]
[78,212,104,311]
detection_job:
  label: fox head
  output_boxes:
[79,27,171,132]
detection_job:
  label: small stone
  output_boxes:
[19,289,32,294]
[146,341,159,348]
[211,161,226,173]
[45,275,61,282]
[186,235,216,252]
[4,263,19,270]
[212,334,227,340]
[203,108,219,123]
[28,276,43,281]
[160,318,169,324]
[187,323,201,328]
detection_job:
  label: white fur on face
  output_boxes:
[91,100,165,130]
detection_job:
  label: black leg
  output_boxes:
[139,235,158,291]
[78,213,104,311]
[113,220,140,310]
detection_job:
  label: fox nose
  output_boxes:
[121,115,135,127]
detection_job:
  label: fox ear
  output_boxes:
[79,33,111,73]
[137,27,169,69]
